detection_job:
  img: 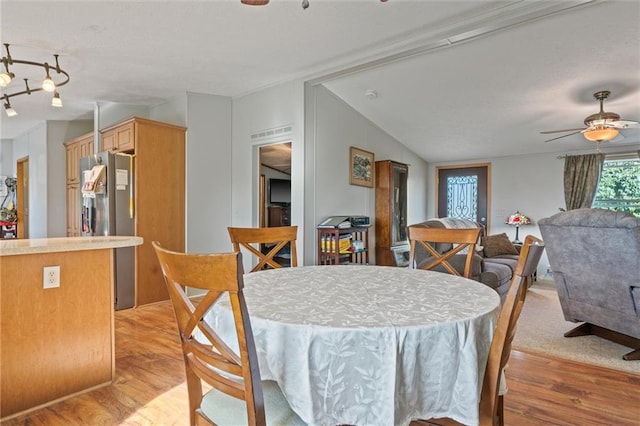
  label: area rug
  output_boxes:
[513,279,640,375]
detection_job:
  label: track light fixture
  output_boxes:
[0,43,70,117]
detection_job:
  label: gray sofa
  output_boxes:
[539,208,640,360]
[409,218,523,301]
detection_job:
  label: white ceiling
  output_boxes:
[1,0,639,163]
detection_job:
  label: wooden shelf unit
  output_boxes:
[317,226,369,265]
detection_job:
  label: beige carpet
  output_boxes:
[513,279,640,376]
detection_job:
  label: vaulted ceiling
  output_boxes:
[1,0,638,163]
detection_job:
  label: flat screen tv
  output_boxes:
[269,178,291,205]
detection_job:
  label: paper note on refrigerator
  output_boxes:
[116,169,128,190]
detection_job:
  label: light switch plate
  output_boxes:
[43,266,60,289]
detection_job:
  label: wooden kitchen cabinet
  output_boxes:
[65,132,94,185]
[101,121,134,152]
[375,160,409,266]
[64,132,94,236]
[100,117,186,307]
[66,184,80,237]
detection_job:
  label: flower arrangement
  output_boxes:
[505,211,531,226]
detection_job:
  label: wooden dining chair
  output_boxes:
[407,225,482,278]
[479,234,544,425]
[227,226,298,273]
[418,235,544,426]
[152,241,304,426]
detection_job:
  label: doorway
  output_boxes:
[16,156,29,238]
[259,142,291,228]
[436,163,491,230]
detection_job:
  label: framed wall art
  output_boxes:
[349,147,374,188]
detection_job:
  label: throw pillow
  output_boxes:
[482,233,519,257]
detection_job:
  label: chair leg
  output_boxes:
[563,322,593,337]
[623,347,640,361]
[497,395,504,426]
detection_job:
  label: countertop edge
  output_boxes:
[0,236,144,256]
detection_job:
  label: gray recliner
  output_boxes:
[539,208,640,360]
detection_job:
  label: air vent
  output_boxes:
[251,125,293,141]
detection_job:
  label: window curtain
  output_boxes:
[563,153,605,210]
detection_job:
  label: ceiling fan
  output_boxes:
[541,90,640,143]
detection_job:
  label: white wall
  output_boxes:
[150,94,187,127]
[151,92,232,254]
[47,121,94,237]
[307,85,429,264]
[97,102,150,130]
[12,124,46,237]
[0,139,14,177]
[232,80,305,268]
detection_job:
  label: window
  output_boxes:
[593,154,640,216]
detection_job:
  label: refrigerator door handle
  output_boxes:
[128,154,135,219]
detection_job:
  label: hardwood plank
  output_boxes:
[4,300,639,425]
[504,350,640,426]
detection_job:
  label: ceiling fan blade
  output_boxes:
[544,130,583,143]
[612,132,626,142]
[610,120,640,129]
[540,127,586,134]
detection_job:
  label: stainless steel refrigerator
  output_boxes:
[79,152,135,310]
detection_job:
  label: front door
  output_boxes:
[436,164,490,230]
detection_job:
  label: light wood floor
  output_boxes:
[3,300,640,426]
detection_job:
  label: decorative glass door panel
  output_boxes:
[437,165,490,229]
[446,175,478,221]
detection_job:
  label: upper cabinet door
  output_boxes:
[101,122,134,153]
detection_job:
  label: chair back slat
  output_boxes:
[228,226,298,272]
[152,241,266,426]
[478,235,544,425]
[408,226,482,278]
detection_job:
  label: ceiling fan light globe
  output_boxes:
[583,127,618,142]
[241,0,269,5]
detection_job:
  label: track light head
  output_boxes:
[3,96,17,117]
[0,71,14,87]
[51,91,62,107]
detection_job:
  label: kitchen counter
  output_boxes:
[0,235,143,421]
[0,235,143,256]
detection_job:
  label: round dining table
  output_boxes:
[205,265,501,426]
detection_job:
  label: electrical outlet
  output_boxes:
[43,266,60,289]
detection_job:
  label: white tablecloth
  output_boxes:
[205,265,500,426]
